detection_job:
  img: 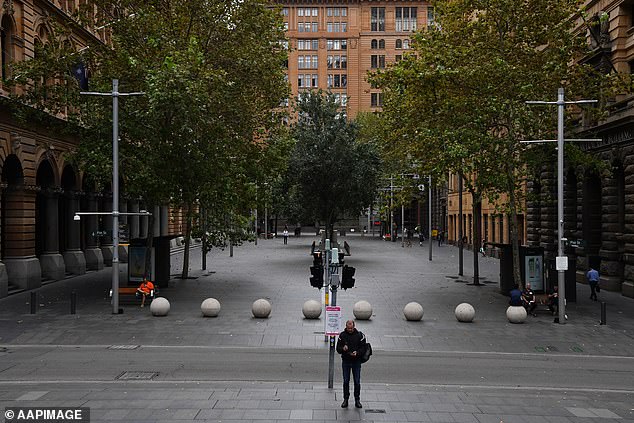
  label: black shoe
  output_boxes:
[341,399,348,408]
[355,399,362,408]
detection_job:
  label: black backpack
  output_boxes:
[360,341,372,363]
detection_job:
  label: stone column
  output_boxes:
[39,191,65,280]
[3,187,41,289]
[62,191,86,275]
[0,188,7,298]
[83,193,104,271]
[118,201,128,263]
[599,164,622,291]
[100,196,114,266]
[539,166,557,261]
[525,179,541,247]
[622,152,634,298]
[160,205,169,236]
[129,201,140,240]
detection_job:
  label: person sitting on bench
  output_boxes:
[136,279,155,308]
[522,284,537,317]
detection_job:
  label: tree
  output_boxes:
[371,0,620,288]
[10,0,290,279]
[283,91,381,239]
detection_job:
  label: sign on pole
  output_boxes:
[325,306,341,336]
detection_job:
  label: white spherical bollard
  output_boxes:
[252,299,272,318]
[302,300,322,319]
[506,306,527,324]
[403,302,424,321]
[455,303,476,323]
[353,300,373,320]
[150,297,170,317]
[201,298,221,317]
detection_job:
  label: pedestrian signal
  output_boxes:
[310,265,324,289]
[341,265,356,290]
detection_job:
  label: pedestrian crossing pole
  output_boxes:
[525,88,599,324]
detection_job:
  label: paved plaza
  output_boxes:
[1,234,633,422]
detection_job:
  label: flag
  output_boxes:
[71,61,88,90]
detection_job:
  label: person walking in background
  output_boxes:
[480,239,487,257]
[282,225,289,245]
[587,266,600,301]
[336,320,367,409]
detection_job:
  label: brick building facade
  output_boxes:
[0,1,184,298]
[279,0,432,118]
[526,0,634,298]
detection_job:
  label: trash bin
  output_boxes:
[128,236,172,288]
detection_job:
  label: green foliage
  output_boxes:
[10,0,290,233]
[280,91,381,230]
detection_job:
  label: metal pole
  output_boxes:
[367,206,371,236]
[428,175,432,261]
[112,79,120,315]
[557,87,566,324]
[458,172,463,276]
[254,187,258,245]
[264,202,268,240]
[70,291,77,315]
[327,284,337,389]
[390,176,394,241]
[401,203,405,247]
[30,291,36,314]
[600,301,606,325]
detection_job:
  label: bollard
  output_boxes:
[30,292,36,314]
[600,301,606,325]
[70,291,77,315]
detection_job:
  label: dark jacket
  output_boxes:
[336,328,366,362]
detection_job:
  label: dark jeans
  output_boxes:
[283,236,288,245]
[342,360,361,399]
[590,281,598,300]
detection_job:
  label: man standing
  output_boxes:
[587,266,600,301]
[336,320,367,409]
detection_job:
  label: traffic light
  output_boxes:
[341,265,356,290]
[310,265,324,289]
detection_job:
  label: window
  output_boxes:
[297,8,316,17]
[282,8,289,16]
[298,74,318,88]
[396,7,417,32]
[327,39,347,50]
[395,54,402,62]
[371,92,384,107]
[396,39,403,49]
[328,74,347,88]
[334,93,347,106]
[427,7,435,28]
[298,55,318,69]
[327,55,346,69]
[298,39,319,50]
[1,15,14,81]
[371,7,385,31]
[371,39,378,49]
[283,22,289,31]
[371,55,385,69]
[327,8,347,17]
[298,22,318,32]
[402,39,410,49]
[379,39,385,49]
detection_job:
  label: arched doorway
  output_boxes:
[60,165,85,275]
[1,154,41,289]
[36,159,65,281]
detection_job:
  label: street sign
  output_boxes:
[556,256,568,271]
[325,306,341,336]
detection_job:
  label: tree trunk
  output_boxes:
[201,207,207,271]
[471,192,481,286]
[508,179,523,290]
[144,208,155,281]
[181,204,193,279]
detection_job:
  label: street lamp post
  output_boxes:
[525,87,599,324]
[428,175,432,261]
[78,79,146,314]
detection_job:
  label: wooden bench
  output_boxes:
[109,286,157,305]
